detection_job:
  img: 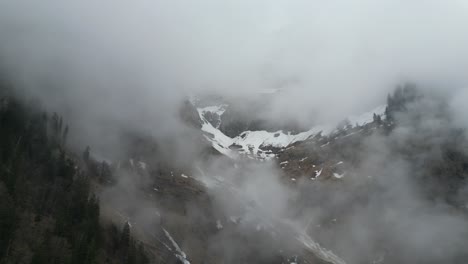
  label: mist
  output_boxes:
[1,0,468,156]
[2,1,468,263]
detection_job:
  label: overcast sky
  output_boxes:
[1,0,468,144]
[3,2,468,261]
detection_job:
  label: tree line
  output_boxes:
[0,88,149,264]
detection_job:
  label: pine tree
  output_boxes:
[62,125,69,145]
[0,188,16,260]
[121,222,131,248]
[83,146,90,163]
[121,222,131,262]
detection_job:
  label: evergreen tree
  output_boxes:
[0,92,151,264]
[83,146,90,163]
[121,222,131,246]
[0,187,16,260]
[63,125,69,145]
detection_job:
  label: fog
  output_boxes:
[295,96,468,263]
[2,0,468,263]
[2,0,468,152]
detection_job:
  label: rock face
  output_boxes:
[99,95,390,264]
[101,120,358,264]
[180,100,203,129]
[9,85,466,264]
[127,87,468,264]
[105,153,340,264]
[192,95,387,161]
[218,103,304,138]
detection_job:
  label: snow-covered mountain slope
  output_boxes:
[197,104,386,160]
[197,105,237,158]
[197,104,227,129]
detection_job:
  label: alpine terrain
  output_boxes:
[1,1,468,264]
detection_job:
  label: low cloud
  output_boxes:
[1,0,468,156]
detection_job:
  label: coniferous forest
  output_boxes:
[0,88,149,264]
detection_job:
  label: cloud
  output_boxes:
[3,1,468,262]
[1,0,468,144]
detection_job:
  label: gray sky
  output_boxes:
[1,0,468,146]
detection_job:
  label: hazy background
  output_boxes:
[1,0,468,156]
[1,0,468,136]
[2,1,468,263]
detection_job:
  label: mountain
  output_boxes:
[0,88,148,264]
[189,92,386,160]
[2,84,468,264]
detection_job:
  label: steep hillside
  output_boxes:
[0,89,149,264]
[2,84,468,264]
[193,97,386,160]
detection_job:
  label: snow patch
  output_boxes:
[297,234,347,264]
[229,216,240,224]
[315,169,323,178]
[333,173,345,179]
[138,161,147,170]
[198,105,227,117]
[198,107,236,158]
[163,228,191,264]
[198,104,386,160]
[216,220,223,230]
[347,105,386,127]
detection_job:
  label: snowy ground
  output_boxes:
[197,104,386,160]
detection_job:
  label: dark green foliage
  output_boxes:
[63,125,69,145]
[382,84,468,204]
[0,94,149,264]
[121,223,131,252]
[373,113,382,124]
[101,223,148,264]
[119,223,149,264]
[98,161,113,184]
[0,184,16,260]
[385,82,421,122]
[83,146,91,164]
